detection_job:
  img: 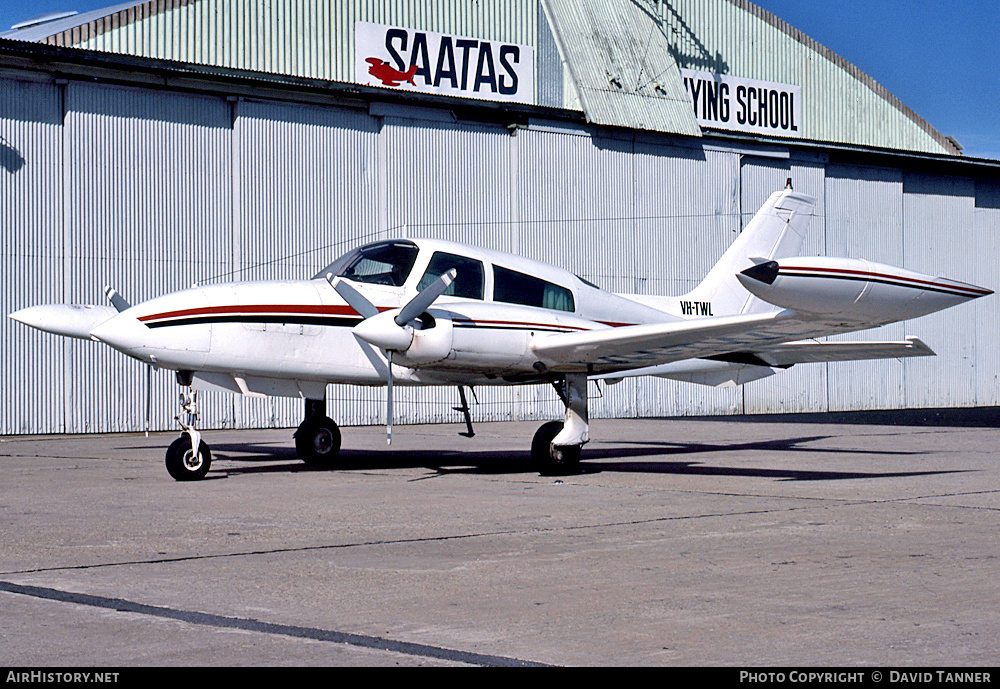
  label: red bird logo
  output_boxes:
[365,58,418,87]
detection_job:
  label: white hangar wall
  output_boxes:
[1,69,998,435]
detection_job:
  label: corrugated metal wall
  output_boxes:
[34,0,959,155]
[1,69,997,436]
[1,77,65,434]
[824,165,907,411]
[59,0,541,98]
[659,0,958,154]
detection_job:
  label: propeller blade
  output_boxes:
[394,268,456,326]
[328,275,379,319]
[145,362,152,438]
[386,350,393,445]
[104,287,155,436]
[104,285,130,313]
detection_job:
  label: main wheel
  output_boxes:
[294,416,342,466]
[531,421,582,476]
[165,434,212,481]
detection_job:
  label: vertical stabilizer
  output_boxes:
[682,188,817,316]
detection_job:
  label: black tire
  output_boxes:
[165,434,212,481]
[294,416,342,466]
[531,420,582,476]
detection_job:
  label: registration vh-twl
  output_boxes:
[10,184,991,480]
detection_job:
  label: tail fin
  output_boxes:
[682,187,817,316]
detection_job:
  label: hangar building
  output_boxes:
[2,0,998,435]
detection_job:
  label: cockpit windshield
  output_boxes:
[313,240,420,287]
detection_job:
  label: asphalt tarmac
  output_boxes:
[1,410,998,667]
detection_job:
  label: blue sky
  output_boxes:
[2,0,997,159]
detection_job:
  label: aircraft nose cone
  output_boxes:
[10,304,117,339]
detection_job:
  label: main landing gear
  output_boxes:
[531,372,589,475]
[294,398,342,466]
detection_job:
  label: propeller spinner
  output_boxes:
[329,269,457,444]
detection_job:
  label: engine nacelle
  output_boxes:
[737,256,990,322]
[397,310,454,365]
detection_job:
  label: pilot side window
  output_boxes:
[493,266,575,312]
[417,252,485,299]
[338,241,419,287]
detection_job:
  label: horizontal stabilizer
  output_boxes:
[8,304,117,340]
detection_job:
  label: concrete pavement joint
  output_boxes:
[0,580,551,667]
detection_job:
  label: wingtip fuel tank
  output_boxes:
[737,257,992,322]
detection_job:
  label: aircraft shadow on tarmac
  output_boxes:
[687,406,1000,428]
[204,434,961,483]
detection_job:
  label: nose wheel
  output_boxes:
[165,433,212,481]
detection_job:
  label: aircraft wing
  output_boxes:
[531,310,932,373]
[532,310,800,370]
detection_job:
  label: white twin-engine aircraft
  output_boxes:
[10,185,992,480]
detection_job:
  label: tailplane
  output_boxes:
[682,185,817,316]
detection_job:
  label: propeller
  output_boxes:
[327,269,457,444]
[104,285,155,437]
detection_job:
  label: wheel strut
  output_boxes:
[165,374,212,480]
[532,373,588,475]
[294,397,342,466]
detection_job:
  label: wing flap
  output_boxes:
[754,337,935,367]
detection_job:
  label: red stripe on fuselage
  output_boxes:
[138,303,374,324]
[138,304,638,332]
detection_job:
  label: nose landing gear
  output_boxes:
[165,372,212,481]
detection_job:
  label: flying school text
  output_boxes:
[679,69,802,137]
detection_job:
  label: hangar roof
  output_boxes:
[0,0,960,155]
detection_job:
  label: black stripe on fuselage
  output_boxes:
[145,315,365,329]
[144,315,580,333]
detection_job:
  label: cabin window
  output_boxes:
[417,252,485,300]
[493,266,575,312]
[324,241,419,287]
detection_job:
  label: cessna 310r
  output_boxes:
[10,184,992,480]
